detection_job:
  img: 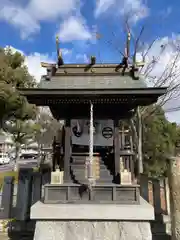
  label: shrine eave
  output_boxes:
[19,87,167,106]
[20,87,167,96]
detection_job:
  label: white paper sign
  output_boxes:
[71,119,114,146]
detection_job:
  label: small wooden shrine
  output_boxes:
[20,37,166,204]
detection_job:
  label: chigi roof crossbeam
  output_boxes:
[41,35,145,80]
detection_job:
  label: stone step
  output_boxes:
[72,167,111,173]
[72,160,105,165]
[72,171,112,179]
[71,164,108,170]
[73,176,113,183]
[73,171,113,179]
[72,156,103,162]
[72,167,112,174]
[73,179,113,184]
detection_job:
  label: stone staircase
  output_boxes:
[70,153,113,184]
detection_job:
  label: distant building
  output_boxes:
[0,135,13,153]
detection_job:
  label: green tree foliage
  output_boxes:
[0,47,36,124]
[5,119,41,170]
[34,111,62,147]
[7,120,41,147]
[142,105,179,177]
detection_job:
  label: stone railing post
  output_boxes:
[168,156,180,240]
[152,179,162,216]
[140,174,149,202]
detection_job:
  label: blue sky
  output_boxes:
[0,0,179,62]
[0,0,180,122]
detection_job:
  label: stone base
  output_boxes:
[34,221,152,240]
[31,197,154,240]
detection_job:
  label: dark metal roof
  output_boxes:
[39,75,147,89]
[19,62,168,118]
[19,62,167,108]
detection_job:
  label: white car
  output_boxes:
[0,153,10,165]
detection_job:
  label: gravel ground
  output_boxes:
[0,233,8,240]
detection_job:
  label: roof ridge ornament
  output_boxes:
[90,56,96,65]
[119,22,131,76]
[56,35,64,67]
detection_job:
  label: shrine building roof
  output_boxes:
[19,63,167,114]
[19,36,168,119]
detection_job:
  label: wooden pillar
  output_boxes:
[52,136,56,172]
[63,119,71,183]
[114,120,120,184]
[130,135,135,182]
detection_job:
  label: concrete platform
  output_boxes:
[31,197,154,240]
[31,197,154,221]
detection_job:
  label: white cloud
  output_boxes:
[24,53,54,82]
[25,49,74,81]
[0,4,40,39]
[95,0,149,23]
[27,0,79,21]
[57,16,92,42]
[0,0,81,38]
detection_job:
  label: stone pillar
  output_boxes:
[152,179,162,215]
[140,174,149,202]
[164,178,171,215]
[168,156,180,240]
